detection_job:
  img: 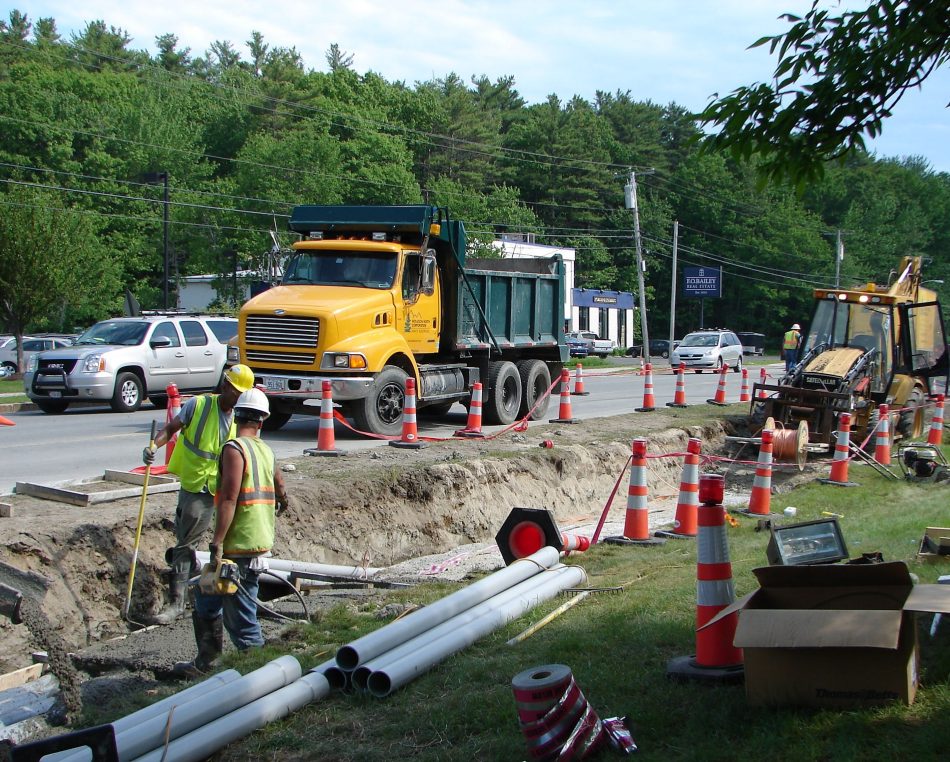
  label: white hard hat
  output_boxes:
[791,323,801,330]
[234,387,270,421]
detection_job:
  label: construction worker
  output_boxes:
[142,364,255,624]
[783,323,802,373]
[180,387,290,675]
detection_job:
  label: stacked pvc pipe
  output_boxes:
[512,664,605,759]
[195,551,380,579]
[324,546,587,697]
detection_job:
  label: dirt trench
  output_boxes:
[0,413,756,679]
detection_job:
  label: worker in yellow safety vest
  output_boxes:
[142,364,255,624]
[179,387,291,675]
[783,323,802,373]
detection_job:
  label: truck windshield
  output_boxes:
[75,321,149,346]
[805,299,893,388]
[283,251,397,289]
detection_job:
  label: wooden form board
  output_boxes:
[14,471,179,507]
[0,663,43,693]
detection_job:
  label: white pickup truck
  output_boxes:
[565,331,616,358]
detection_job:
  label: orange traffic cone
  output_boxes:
[757,367,768,400]
[636,363,656,411]
[928,393,945,446]
[304,381,345,456]
[819,412,857,487]
[739,368,751,403]
[549,369,578,424]
[603,438,665,546]
[0,415,14,426]
[454,382,486,438]
[745,429,774,516]
[874,403,891,466]
[390,377,425,449]
[571,364,589,396]
[707,363,730,406]
[667,473,743,682]
[656,437,701,538]
[560,532,591,555]
[666,363,688,408]
[164,383,182,465]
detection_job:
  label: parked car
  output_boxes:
[565,331,615,358]
[24,315,238,414]
[670,329,743,373]
[0,335,74,374]
[626,339,680,359]
[566,336,590,358]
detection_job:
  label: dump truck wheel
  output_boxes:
[262,411,292,431]
[516,359,551,420]
[353,365,406,437]
[484,361,522,425]
[898,387,926,439]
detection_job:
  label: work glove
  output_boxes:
[276,495,294,516]
[142,445,156,465]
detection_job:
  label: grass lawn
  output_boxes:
[0,377,29,403]
[80,454,950,761]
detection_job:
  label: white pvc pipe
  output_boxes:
[195,551,380,579]
[42,669,242,762]
[308,658,349,691]
[115,656,301,760]
[130,672,330,762]
[336,546,560,669]
[350,568,558,691]
[367,564,586,697]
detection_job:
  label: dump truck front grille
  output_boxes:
[245,350,316,366]
[245,315,319,348]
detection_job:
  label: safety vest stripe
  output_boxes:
[182,397,218,460]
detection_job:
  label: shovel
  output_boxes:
[122,420,157,622]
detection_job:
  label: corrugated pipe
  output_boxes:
[336,546,560,670]
[366,564,586,697]
[43,669,242,762]
[129,672,330,762]
[350,565,564,691]
[195,551,380,579]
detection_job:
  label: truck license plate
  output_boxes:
[264,378,286,392]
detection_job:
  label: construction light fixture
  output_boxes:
[766,518,849,566]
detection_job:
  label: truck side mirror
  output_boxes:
[420,250,436,296]
[149,336,173,349]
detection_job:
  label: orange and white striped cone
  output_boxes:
[454,382,486,438]
[603,438,665,546]
[560,532,591,555]
[739,368,751,403]
[819,412,857,487]
[928,393,945,446]
[744,429,774,516]
[667,473,743,682]
[706,363,730,406]
[666,363,688,408]
[390,377,425,449]
[0,415,14,426]
[656,437,701,538]
[635,363,656,411]
[874,403,891,466]
[756,367,768,400]
[549,369,578,424]
[304,381,345,456]
[571,364,589,396]
[165,383,182,466]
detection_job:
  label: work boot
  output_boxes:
[150,572,189,625]
[170,613,223,679]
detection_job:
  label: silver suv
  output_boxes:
[24,315,237,414]
[671,329,743,373]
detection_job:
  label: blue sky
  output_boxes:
[10,1,950,172]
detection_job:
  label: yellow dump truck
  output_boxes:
[233,205,568,436]
[753,256,948,449]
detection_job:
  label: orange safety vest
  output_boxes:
[783,330,800,350]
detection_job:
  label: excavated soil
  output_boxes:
[0,410,821,733]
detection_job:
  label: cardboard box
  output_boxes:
[707,562,950,708]
[917,527,950,558]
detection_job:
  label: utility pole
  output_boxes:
[669,220,678,365]
[624,169,652,364]
[835,229,844,288]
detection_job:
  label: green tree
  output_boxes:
[698,1,950,185]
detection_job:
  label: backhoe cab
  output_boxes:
[753,257,948,450]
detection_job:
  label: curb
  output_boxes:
[0,402,37,413]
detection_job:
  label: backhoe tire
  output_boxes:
[483,361,522,426]
[516,359,551,420]
[898,387,926,440]
[352,365,407,437]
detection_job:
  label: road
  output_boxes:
[0,363,765,495]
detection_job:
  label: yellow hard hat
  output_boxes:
[223,363,254,392]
